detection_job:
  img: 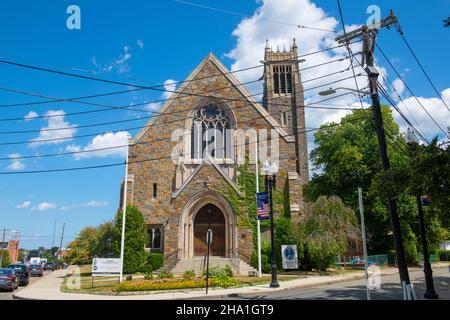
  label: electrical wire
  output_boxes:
[173,0,337,33]
[398,33,450,113]
[376,43,448,137]
[0,91,356,151]
[0,115,369,175]
[0,73,361,135]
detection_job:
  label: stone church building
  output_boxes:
[120,40,309,275]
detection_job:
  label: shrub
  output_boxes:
[0,250,10,267]
[224,264,233,277]
[147,253,164,271]
[439,250,450,261]
[251,250,271,274]
[157,270,174,279]
[113,206,147,274]
[141,263,153,274]
[183,270,196,280]
[211,276,239,288]
[203,266,228,278]
[144,273,153,280]
[387,250,397,266]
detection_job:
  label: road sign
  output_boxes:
[92,258,121,277]
[257,191,269,220]
[206,229,213,245]
[281,245,298,269]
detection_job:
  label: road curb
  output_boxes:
[180,265,449,300]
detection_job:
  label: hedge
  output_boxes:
[439,250,450,261]
[147,253,164,270]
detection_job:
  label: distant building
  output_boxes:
[57,248,68,258]
[8,240,20,263]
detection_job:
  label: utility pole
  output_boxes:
[358,187,370,300]
[336,9,413,299]
[51,219,56,249]
[0,228,6,267]
[58,223,65,260]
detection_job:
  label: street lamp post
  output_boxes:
[416,195,439,299]
[406,129,439,299]
[263,160,279,288]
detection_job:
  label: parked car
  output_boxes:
[29,264,44,277]
[43,262,57,271]
[0,268,18,292]
[7,264,30,286]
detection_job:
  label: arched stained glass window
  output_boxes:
[191,104,232,160]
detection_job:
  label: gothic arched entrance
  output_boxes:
[193,204,226,257]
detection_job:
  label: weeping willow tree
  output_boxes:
[294,196,360,270]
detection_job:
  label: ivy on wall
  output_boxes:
[218,161,289,247]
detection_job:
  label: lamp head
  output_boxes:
[262,160,271,175]
[318,88,336,96]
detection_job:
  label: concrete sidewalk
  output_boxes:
[13,264,449,300]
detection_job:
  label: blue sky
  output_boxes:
[0,0,449,249]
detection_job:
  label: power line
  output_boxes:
[0,41,353,106]
[349,46,431,145]
[0,91,358,157]
[0,46,355,124]
[336,0,366,113]
[0,72,360,135]
[375,43,448,137]
[0,63,356,125]
[377,66,429,142]
[0,115,369,175]
[377,84,430,145]
[396,32,450,113]
[173,0,337,33]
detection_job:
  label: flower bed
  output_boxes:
[117,277,238,292]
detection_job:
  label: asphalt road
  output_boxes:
[204,267,450,300]
[0,270,51,300]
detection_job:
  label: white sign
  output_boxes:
[281,245,298,269]
[92,258,121,277]
[30,257,41,265]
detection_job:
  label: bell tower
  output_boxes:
[263,39,309,183]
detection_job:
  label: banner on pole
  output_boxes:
[256,192,269,220]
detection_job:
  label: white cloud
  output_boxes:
[81,200,109,207]
[16,201,31,209]
[32,202,56,211]
[163,79,177,100]
[66,131,130,160]
[136,39,144,49]
[393,88,450,140]
[59,200,109,211]
[144,102,163,112]
[392,78,405,96]
[24,111,38,122]
[6,153,25,171]
[226,0,377,176]
[29,110,77,147]
[92,46,132,74]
